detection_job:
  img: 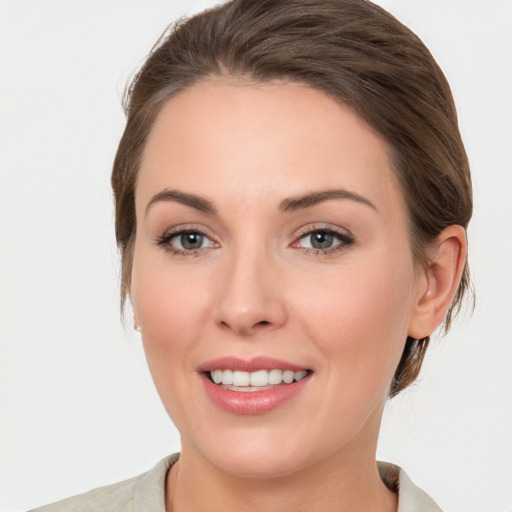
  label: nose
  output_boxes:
[213,247,288,336]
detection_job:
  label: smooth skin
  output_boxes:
[131,79,466,512]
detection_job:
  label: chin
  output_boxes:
[184,422,332,480]
[206,445,307,480]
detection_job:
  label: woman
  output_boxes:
[30,0,472,510]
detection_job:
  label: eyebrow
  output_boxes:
[145,189,218,215]
[280,189,378,212]
[145,187,376,216]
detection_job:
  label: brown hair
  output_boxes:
[112,0,472,397]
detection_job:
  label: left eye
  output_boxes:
[169,231,214,251]
[296,230,349,251]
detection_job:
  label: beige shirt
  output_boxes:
[30,454,442,512]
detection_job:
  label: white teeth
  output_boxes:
[232,371,250,387]
[250,370,269,386]
[210,369,309,387]
[268,369,283,385]
[221,369,233,385]
[294,370,307,381]
[283,370,294,384]
[212,369,222,384]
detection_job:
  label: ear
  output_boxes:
[408,225,467,339]
[133,313,141,331]
[133,309,141,332]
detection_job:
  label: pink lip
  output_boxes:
[198,357,312,415]
[201,375,311,415]
[197,356,308,372]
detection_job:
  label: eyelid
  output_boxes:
[154,224,220,254]
[293,223,354,241]
[291,223,354,253]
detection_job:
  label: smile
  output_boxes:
[199,358,313,414]
[209,369,309,391]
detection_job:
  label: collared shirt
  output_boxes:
[31,453,442,512]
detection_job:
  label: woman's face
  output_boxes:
[132,80,427,478]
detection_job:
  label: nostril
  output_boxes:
[218,318,273,336]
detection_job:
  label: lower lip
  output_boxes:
[201,373,311,415]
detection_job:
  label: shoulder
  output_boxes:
[378,461,443,512]
[29,454,179,512]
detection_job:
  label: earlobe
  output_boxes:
[133,313,141,332]
[408,225,467,339]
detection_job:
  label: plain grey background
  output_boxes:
[1,1,511,511]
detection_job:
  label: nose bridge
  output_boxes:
[214,236,286,335]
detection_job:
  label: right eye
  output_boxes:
[156,229,217,254]
[171,231,212,250]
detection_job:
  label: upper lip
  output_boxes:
[197,356,310,373]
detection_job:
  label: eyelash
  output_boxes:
[155,226,354,257]
[292,226,354,256]
[155,227,218,257]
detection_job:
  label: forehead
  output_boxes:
[137,79,404,217]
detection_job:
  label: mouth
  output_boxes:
[206,368,312,392]
[198,357,313,414]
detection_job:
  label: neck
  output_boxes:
[167,439,397,512]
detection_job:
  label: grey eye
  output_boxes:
[309,231,335,249]
[298,230,342,250]
[180,232,205,250]
[168,231,213,251]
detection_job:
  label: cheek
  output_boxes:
[132,247,210,336]
[130,249,211,389]
[130,253,215,435]
[293,252,416,387]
